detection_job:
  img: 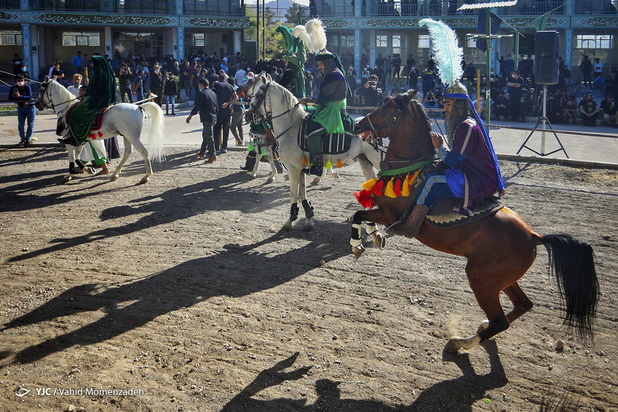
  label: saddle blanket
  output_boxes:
[426,196,503,228]
[66,104,108,139]
[298,116,354,154]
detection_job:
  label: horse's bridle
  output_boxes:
[35,80,78,114]
[361,100,434,168]
[248,80,300,140]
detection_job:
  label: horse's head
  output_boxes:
[34,77,52,111]
[244,73,272,123]
[355,90,434,161]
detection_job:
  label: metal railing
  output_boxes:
[0,0,20,9]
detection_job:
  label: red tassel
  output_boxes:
[373,180,385,197]
[98,132,103,137]
[354,190,375,208]
[394,179,402,196]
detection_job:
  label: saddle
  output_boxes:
[66,103,108,141]
[298,111,356,154]
[426,196,503,227]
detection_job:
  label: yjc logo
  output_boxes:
[14,386,31,400]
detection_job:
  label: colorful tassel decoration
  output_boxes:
[362,178,377,191]
[261,147,266,156]
[354,190,375,208]
[384,178,396,198]
[394,179,402,196]
[302,155,307,165]
[402,175,411,197]
[326,158,332,169]
[373,180,384,196]
[337,159,343,168]
[248,141,254,151]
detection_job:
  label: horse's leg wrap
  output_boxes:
[302,199,314,219]
[69,162,76,174]
[365,223,377,235]
[290,202,299,222]
[350,223,362,247]
[75,159,85,171]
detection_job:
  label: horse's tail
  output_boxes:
[536,234,599,339]
[140,102,166,162]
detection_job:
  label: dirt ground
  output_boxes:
[0,147,616,412]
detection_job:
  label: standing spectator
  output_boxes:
[19,64,31,82]
[391,53,402,79]
[375,53,384,70]
[408,63,419,89]
[559,64,571,90]
[234,66,247,85]
[405,55,416,79]
[150,65,164,107]
[421,66,434,94]
[71,51,83,74]
[8,75,36,147]
[305,70,315,97]
[163,72,179,115]
[211,74,238,154]
[133,69,145,103]
[11,54,24,75]
[180,60,191,99]
[67,73,83,95]
[47,60,56,79]
[578,92,600,126]
[492,91,509,120]
[187,78,218,163]
[580,55,593,89]
[504,55,515,77]
[228,78,245,146]
[118,64,133,103]
[345,67,357,106]
[600,94,617,126]
[593,57,603,78]
[507,70,524,121]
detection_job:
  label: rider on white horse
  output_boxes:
[58,55,116,147]
[299,51,351,174]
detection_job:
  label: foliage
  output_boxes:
[245,6,291,60]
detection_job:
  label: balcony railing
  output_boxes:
[0,0,20,9]
[184,1,244,16]
[27,0,176,14]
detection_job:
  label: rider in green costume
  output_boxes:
[300,51,350,171]
[58,55,117,146]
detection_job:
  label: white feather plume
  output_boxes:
[293,18,327,53]
[419,18,463,87]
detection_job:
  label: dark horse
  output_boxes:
[351,91,599,352]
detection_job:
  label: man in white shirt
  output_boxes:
[234,67,246,85]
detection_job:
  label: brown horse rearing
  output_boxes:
[351,90,600,352]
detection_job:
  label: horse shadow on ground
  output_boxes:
[221,342,507,411]
[7,162,290,262]
[0,149,208,213]
[0,226,350,367]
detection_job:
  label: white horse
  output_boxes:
[35,78,165,184]
[245,74,382,232]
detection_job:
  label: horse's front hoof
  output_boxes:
[331,172,339,179]
[139,176,149,184]
[371,232,386,250]
[445,338,463,353]
[110,174,119,181]
[266,175,275,184]
[352,244,365,260]
[477,320,490,334]
[312,176,321,184]
[63,175,72,183]
[303,219,315,231]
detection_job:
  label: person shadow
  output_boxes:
[221,341,507,411]
[0,227,350,367]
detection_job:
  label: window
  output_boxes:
[0,30,22,46]
[376,35,387,48]
[392,35,401,55]
[467,36,478,48]
[576,34,613,49]
[418,34,430,48]
[193,33,205,47]
[63,32,100,47]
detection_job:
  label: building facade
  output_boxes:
[0,0,248,80]
[314,0,618,82]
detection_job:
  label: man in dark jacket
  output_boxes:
[211,74,238,154]
[8,75,36,147]
[150,65,164,107]
[187,78,218,162]
[163,72,179,115]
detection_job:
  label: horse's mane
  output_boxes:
[266,78,299,108]
[49,79,76,101]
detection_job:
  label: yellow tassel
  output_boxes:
[302,155,307,165]
[326,158,332,169]
[362,178,377,191]
[337,159,343,168]
[402,175,411,197]
[384,178,396,198]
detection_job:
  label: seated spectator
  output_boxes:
[546,93,564,124]
[563,90,578,124]
[422,88,437,108]
[578,93,600,126]
[523,88,538,117]
[600,94,618,126]
[492,91,509,120]
[593,73,606,90]
[472,95,486,118]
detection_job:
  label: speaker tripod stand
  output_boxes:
[517,84,569,158]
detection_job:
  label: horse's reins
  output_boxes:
[250,80,300,140]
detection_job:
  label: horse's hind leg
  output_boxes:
[130,138,153,184]
[250,150,262,178]
[266,147,277,183]
[111,137,134,181]
[503,282,533,323]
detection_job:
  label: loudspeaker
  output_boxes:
[535,30,559,85]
